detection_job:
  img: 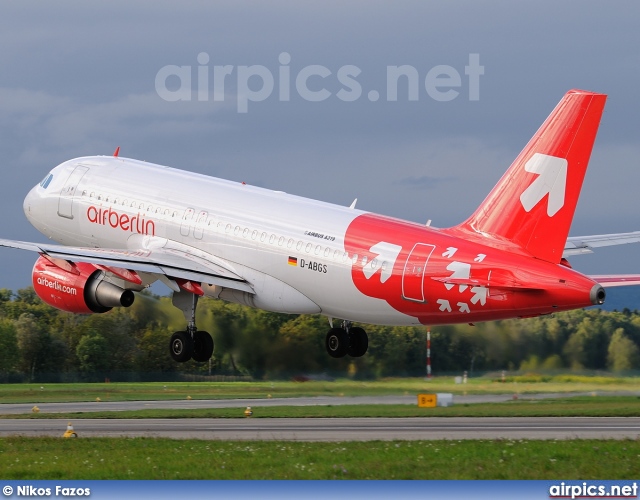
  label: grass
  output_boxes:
[0,437,638,479]
[1,379,639,480]
[1,375,639,404]
[4,396,640,419]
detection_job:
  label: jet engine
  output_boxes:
[32,255,134,314]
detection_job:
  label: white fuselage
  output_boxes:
[14,92,624,338]
[24,156,414,324]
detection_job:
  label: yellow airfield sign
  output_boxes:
[417,394,437,408]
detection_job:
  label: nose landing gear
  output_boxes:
[169,290,214,363]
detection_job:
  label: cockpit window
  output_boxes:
[39,174,53,189]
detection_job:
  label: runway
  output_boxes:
[1,393,638,441]
[2,395,421,415]
[1,417,639,441]
[0,391,631,415]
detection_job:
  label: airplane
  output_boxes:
[2,88,640,364]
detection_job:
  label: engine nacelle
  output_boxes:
[32,256,135,314]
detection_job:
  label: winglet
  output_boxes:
[113,146,120,158]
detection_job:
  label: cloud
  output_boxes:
[0,89,238,170]
[0,0,639,292]
[0,88,70,129]
[396,174,456,190]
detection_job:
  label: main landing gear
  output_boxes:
[325,321,368,358]
[169,290,214,363]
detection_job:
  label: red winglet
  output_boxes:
[113,146,120,157]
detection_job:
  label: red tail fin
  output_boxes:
[455,89,606,263]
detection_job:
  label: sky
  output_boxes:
[1,1,640,293]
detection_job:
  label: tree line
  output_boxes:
[0,286,639,382]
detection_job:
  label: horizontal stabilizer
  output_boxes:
[591,275,640,287]
[564,231,640,257]
[431,275,543,291]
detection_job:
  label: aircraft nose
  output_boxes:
[22,186,43,225]
[23,185,38,221]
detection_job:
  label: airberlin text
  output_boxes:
[36,277,77,296]
[13,485,91,496]
[87,206,155,236]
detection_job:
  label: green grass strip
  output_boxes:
[0,437,638,479]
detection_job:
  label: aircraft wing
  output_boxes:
[0,238,254,294]
[564,231,640,256]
